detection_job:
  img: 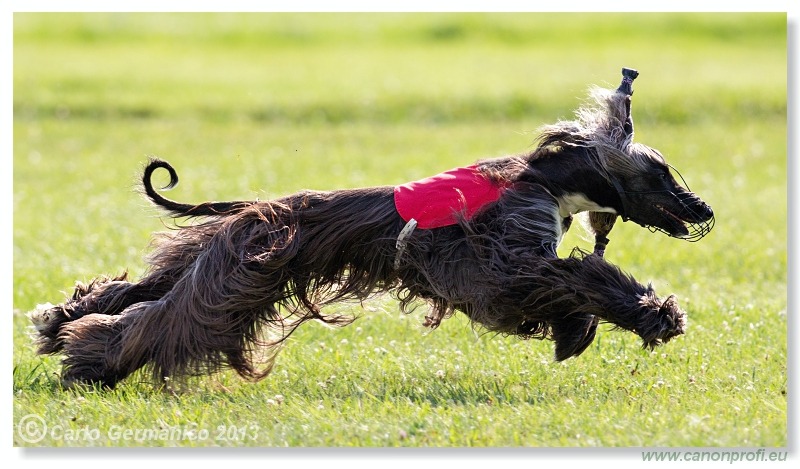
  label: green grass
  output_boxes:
[13,13,787,448]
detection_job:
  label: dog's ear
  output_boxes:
[541,68,640,151]
[615,68,638,138]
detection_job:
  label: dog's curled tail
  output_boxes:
[142,158,255,218]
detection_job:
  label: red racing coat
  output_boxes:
[394,165,508,229]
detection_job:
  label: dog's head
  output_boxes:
[540,68,715,242]
[608,142,714,241]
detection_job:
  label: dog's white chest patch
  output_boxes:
[556,193,617,218]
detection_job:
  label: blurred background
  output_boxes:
[14,12,786,309]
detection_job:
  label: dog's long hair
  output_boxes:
[30,69,714,388]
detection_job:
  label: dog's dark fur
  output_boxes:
[30,73,714,388]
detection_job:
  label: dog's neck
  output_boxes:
[522,147,623,218]
[554,193,617,218]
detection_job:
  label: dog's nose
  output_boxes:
[702,204,714,221]
[681,193,714,222]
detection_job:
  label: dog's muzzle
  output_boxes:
[647,199,715,242]
[610,167,715,243]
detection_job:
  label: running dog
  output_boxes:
[30,68,714,388]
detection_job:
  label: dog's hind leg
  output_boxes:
[57,285,286,388]
[31,226,217,356]
[56,214,301,388]
[58,304,153,388]
[30,272,175,355]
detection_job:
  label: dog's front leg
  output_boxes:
[511,252,686,357]
[567,253,687,349]
[588,211,617,257]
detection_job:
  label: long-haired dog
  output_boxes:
[30,69,714,388]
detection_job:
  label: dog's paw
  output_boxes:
[28,303,55,332]
[636,293,687,349]
[658,294,687,336]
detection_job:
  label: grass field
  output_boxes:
[12,13,787,448]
